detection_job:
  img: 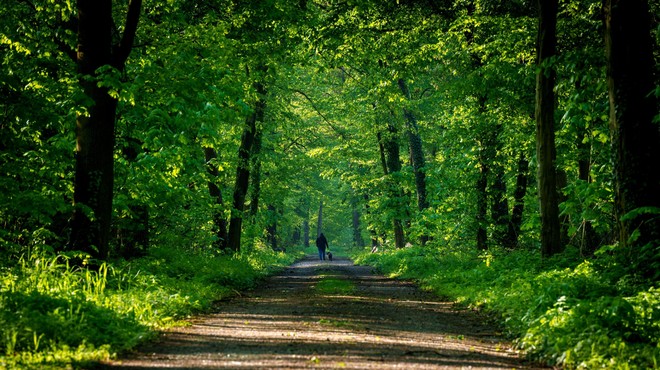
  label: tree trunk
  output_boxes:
[604,0,660,275]
[505,152,529,248]
[115,139,149,259]
[491,169,510,244]
[475,99,492,251]
[535,0,562,258]
[353,209,364,247]
[248,130,263,218]
[205,147,228,250]
[303,218,310,248]
[381,120,406,249]
[292,199,306,245]
[302,197,310,248]
[398,78,429,246]
[266,204,278,251]
[292,226,301,245]
[476,155,489,250]
[363,193,379,249]
[226,81,266,252]
[488,124,510,247]
[576,125,598,255]
[69,0,141,260]
[317,200,323,238]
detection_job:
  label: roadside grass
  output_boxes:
[0,246,301,369]
[354,245,660,369]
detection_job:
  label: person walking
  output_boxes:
[315,233,329,260]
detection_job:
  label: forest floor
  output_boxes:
[95,255,548,369]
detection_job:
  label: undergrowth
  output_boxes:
[355,245,660,369]
[0,246,300,369]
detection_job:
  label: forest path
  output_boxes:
[97,255,545,369]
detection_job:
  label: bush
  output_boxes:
[355,245,660,369]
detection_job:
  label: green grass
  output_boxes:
[0,246,301,369]
[314,276,355,295]
[354,245,660,369]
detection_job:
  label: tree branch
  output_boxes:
[292,89,349,140]
[113,0,142,68]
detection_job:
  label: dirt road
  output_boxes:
[98,256,545,369]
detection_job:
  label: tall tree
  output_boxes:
[69,0,141,260]
[248,130,263,218]
[226,80,267,252]
[317,200,323,237]
[380,116,406,249]
[604,0,660,276]
[266,204,279,251]
[205,147,229,250]
[398,78,429,246]
[504,152,530,249]
[475,127,490,251]
[535,0,562,257]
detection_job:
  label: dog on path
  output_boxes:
[327,252,333,261]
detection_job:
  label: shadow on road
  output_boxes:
[93,256,546,369]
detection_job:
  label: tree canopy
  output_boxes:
[1,0,659,367]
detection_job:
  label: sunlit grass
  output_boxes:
[355,245,660,369]
[0,246,301,369]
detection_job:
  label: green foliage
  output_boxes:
[355,246,660,369]
[1,0,658,368]
[0,247,298,368]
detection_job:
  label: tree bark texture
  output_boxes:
[475,99,492,251]
[353,209,365,247]
[505,152,529,249]
[292,226,301,245]
[535,0,562,257]
[205,147,228,250]
[317,200,323,238]
[266,204,278,251]
[69,0,141,260]
[363,193,380,249]
[226,81,266,252]
[604,0,660,271]
[398,79,429,246]
[488,124,511,247]
[476,154,489,250]
[301,197,310,248]
[303,218,310,248]
[491,170,510,244]
[248,130,263,218]
[382,120,406,249]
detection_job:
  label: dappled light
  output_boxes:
[1,0,659,368]
[100,257,538,369]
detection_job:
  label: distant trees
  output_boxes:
[0,0,658,281]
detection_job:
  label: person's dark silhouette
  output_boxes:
[315,233,329,260]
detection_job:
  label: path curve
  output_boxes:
[97,256,546,369]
